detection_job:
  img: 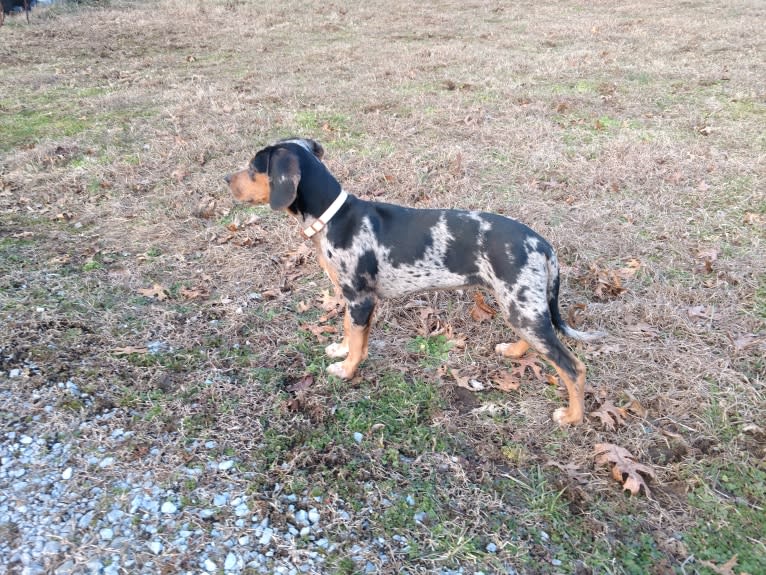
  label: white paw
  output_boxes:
[325,341,349,359]
[327,362,351,379]
[495,343,511,356]
[552,407,581,427]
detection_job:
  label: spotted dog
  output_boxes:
[226,138,605,425]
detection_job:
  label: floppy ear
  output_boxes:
[268,147,301,210]
[305,139,324,160]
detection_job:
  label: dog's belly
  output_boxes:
[375,262,472,298]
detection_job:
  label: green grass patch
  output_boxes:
[685,462,766,574]
[407,334,453,367]
[0,86,158,151]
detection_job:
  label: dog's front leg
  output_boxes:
[326,296,376,379]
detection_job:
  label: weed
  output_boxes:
[407,334,453,367]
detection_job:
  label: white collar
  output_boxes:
[302,190,348,238]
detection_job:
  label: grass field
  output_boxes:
[1,1,765,573]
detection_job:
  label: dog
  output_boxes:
[226,138,604,425]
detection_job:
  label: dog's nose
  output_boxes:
[224,174,232,184]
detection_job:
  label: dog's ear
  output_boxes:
[305,139,324,160]
[268,147,301,210]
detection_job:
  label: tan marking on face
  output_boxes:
[228,170,270,205]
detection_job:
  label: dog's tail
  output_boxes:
[547,254,606,342]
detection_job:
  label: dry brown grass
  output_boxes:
[1,0,765,573]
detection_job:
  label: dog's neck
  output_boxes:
[291,162,348,237]
[301,189,348,238]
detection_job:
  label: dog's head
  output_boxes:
[225,138,325,211]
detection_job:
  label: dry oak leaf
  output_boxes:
[594,443,656,496]
[491,370,521,392]
[137,284,169,301]
[617,258,641,279]
[181,287,209,301]
[700,554,749,575]
[112,346,149,356]
[730,333,765,352]
[320,289,345,312]
[449,367,485,391]
[743,212,764,226]
[509,353,545,382]
[301,324,337,343]
[589,400,627,431]
[287,374,315,393]
[470,292,497,323]
[545,459,589,485]
[416,306,442,336]
[696,248,718,274]
[445,327,467,350]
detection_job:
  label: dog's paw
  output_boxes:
[553,407,583,427]
[325,341,349,359]
[495,342,512,356]
[327,362,352,379]
[495,340,530,359]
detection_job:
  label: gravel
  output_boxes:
[1,375,507,575]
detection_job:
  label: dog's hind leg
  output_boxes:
[510,319,586,426]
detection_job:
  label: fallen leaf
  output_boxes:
[594,443,656,496]
[470,292,497,322]
[545,460,589,485]
[589,400,627,431]
[617,258,641,279]
[743,212,764,226]
[699,555,741,575]
[112,346,149,356]
[588,343,624,357]
[577,263,627,300]
[285,397,302,412]
[696,248,718,274]
[626,322,660,338]
[491,370,521,392]
[282,244,312,269]
[171,167,188,182]
[624,393,648,418]
[567,303,586,327]
[730,333,765,352]
[509,353,545,382]
[287,374,315,393]
[232,236,256,247]
[417,306,442,336]
[137,284,169,301]
[301,324,337,343]
[181,287,208,300]
[444,324,466,349]
[450,367,485,391]
[296,300,311,313]
[320,289,345,312]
